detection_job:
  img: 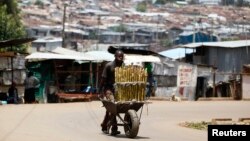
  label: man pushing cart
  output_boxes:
[99,49,148,138]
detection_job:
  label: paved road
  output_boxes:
[0,100,250,141]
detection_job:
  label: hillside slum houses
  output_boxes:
[21,0,250,50]
[1,39,250,103]
[2,1,250,103]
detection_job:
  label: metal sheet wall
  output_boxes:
[207,47,250,73]
[242,75,250,99]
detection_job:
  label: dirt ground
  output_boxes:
[1,100,250,141]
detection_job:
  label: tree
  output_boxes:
[112,24,127,32]
[0,0,27,53]
[34,0,44,8]
[136,2,147,12]
[160,38,172,48]
[221,0,235,5]
[155,0,176,4]
[89,30,97,40]
[0,0,19,15]
[155,0,167,5]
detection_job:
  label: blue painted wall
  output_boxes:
[175,32,218,45]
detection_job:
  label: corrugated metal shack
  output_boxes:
[182,40,250,99]
[242,65,250,99]
[183,40,250,73]
[152,58,178,97]
[153,59,204,101]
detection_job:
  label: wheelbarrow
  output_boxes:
[101,100,144,138]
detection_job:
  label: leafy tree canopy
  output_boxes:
[0,0,19,15]
[0,0,28,53]
[136,2,147,12]
[155,0,167,5]
[111,24,127,32]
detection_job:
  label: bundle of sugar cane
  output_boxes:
[115,65,147,102]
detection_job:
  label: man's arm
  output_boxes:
[99,63,109,93]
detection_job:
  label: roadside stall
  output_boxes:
[0,38,36,104]
[25,46,162,103]
[25,51,98,103]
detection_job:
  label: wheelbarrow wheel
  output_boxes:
[124,110,139,138]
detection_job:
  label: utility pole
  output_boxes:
[209,18,214,42]
[118,0,123,46]
[96,15,100,50]
[119,19,123,45]
[243,16,248,55]
[62,3,67,48]
[193,9,199,43]
[193,19,196,43]
[62,0,73,48]
[156,14,159,41]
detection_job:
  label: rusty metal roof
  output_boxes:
[108,45,164,57]
[0,37,36,48]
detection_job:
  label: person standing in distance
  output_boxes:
[24,71,40,103]
[99,49,124,136]
[7,81,18,104]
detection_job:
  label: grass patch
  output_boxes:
[179,121,211,130]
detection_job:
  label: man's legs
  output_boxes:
[24,89,31,103]
[30,88,36,103]
[101,89,120,135]
[110,114,120,135]
[101,111,120,135]
[101,110,109,133]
